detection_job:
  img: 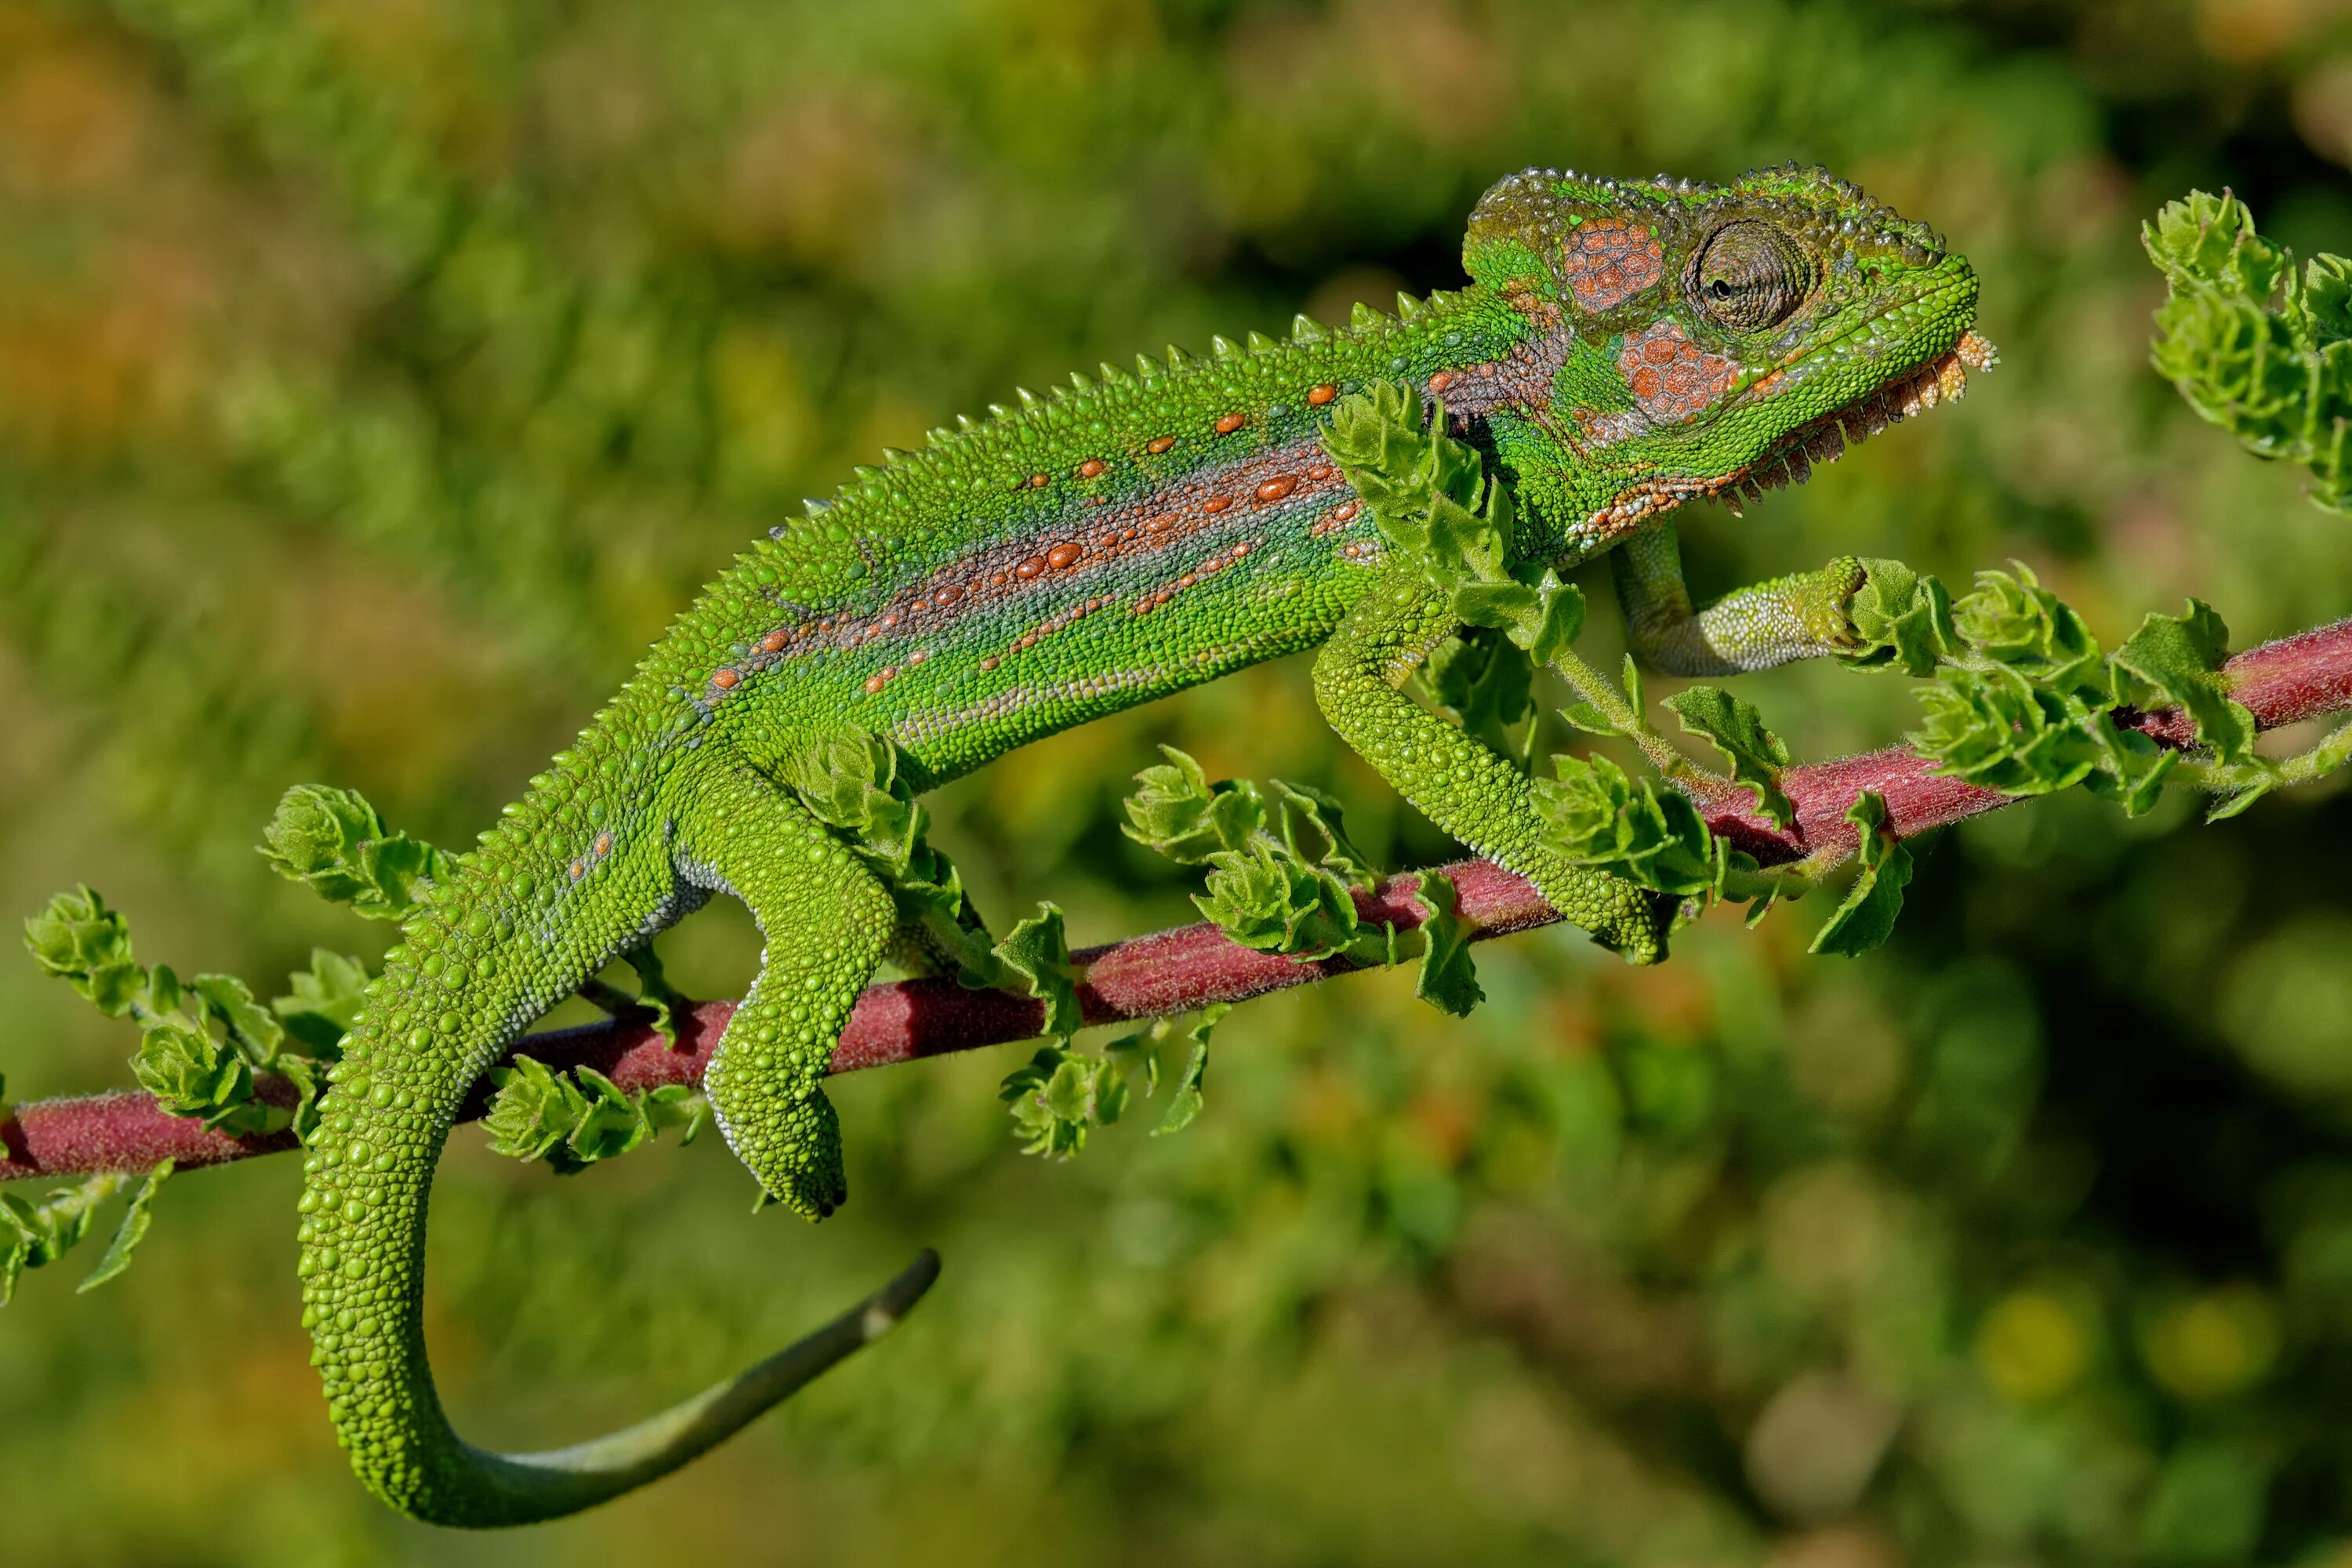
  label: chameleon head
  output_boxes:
[1464,162,1997,546]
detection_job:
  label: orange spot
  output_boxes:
[569,860,586,880]
[1429,370,1454,393]
[992,571,1011,586]
[1146,514,1176,532]
[1643,336,1677,365]
[710,668,741,689]
[1029,473,1050,488]
[761,632,786,653]
[1214,412,1247,434]
[1632,367,1663,400]
[909,648,927,665]
[1306,383,1338,406]
[880,612,900,629]
[936,586,961,605]
[1015,557,1046,579]
[1306,464,1332,481]
[1254,476,1298,503]
[880,665,897,680]
[1147,436,1176,454]
[863,675,886,694]
[981,655,1000,671]
[1203,495,1232,514]
[1046,542,1083,569]
[1078,458,1106,478]
[594,833,613,855]
[1332,499,1360,522]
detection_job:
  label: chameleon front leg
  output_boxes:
[1314,568,1675,962]
[680,764,897,1218]
[1611,521,1868,676]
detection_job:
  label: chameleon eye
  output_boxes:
[1692,220,1811,332]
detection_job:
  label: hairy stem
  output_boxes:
[6,615,2349,1185]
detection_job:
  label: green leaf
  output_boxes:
[480,1054,702,1174]
[1558,699,1627,739]
[620,945,685,1050]
[1196,839,1363,962]
[22,886,145,1018]
[2143,191,2287,299]
[997,1044,1098,1158]
[1423,626,1536,750]
[1121,746,1264,862]
[77,1160,174,1293]
[1533,753,1724,901]
[1951,564,2106,692]
[1321,380,1580,665]
[1912,666,2104,796]
[274,1054,332,1146]
[1665,685,1795,827]
[1,1175,119,1307]
[1809,792,1915,957]
[2145,193,2352,514]
[482,1054,589,1165]
[274,949,371,1054]
[1410,870,1483,1018]
[187,973,284,1065]
[2112,599,2257,767]
[259,783,455,920]
[993,903,1083,1039]
[131,1018,264,1134]
[565,1067,658,1165]
[1268,779,1379,887]
[1843,557,1956,675]
[1152,1004,1228,1138]
[2301,252,2352,345]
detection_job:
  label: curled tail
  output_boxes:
[298,843,936,1526]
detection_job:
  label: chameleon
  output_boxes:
[295,162,1992,1524]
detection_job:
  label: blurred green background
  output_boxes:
[5,1,2352,1563]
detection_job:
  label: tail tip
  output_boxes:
[861,1247,942,1341]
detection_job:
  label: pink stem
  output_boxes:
[7,616,2347,1183]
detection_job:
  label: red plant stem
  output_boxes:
[6,617,2348,1185]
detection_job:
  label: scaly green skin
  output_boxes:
[297,163,1982,1525]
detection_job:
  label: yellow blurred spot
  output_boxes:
[2142,1285,2281,1402]
[2196,0,2328,64]
[1976,1287,2089,1405]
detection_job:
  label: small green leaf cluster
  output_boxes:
[1874,564,2269,818]
[260,783,456,920]
[24,887,355,1142]
[998,1008,1224,1159]
[481,1055,706,1175]
[2,1162,175,1308]
[782,727,1085,1030]
[1123,746,1481,1014]
[782,729,1007,982]
[2144,191,2352,513]
[1322,380,1585,666]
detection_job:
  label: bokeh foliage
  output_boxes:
[5,1,2352,1563]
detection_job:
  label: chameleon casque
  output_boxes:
[296,162,1992,1524]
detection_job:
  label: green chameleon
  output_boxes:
[297,162,1990,1524]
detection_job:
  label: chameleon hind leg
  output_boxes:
[1314,567,1675,962]
[681,764,895,1218]
[1611,521,1868,676]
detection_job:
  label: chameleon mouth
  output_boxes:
[1716,328,1999,517]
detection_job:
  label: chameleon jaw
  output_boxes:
[1714,328,1999,517]
[1568,328,1996,542]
